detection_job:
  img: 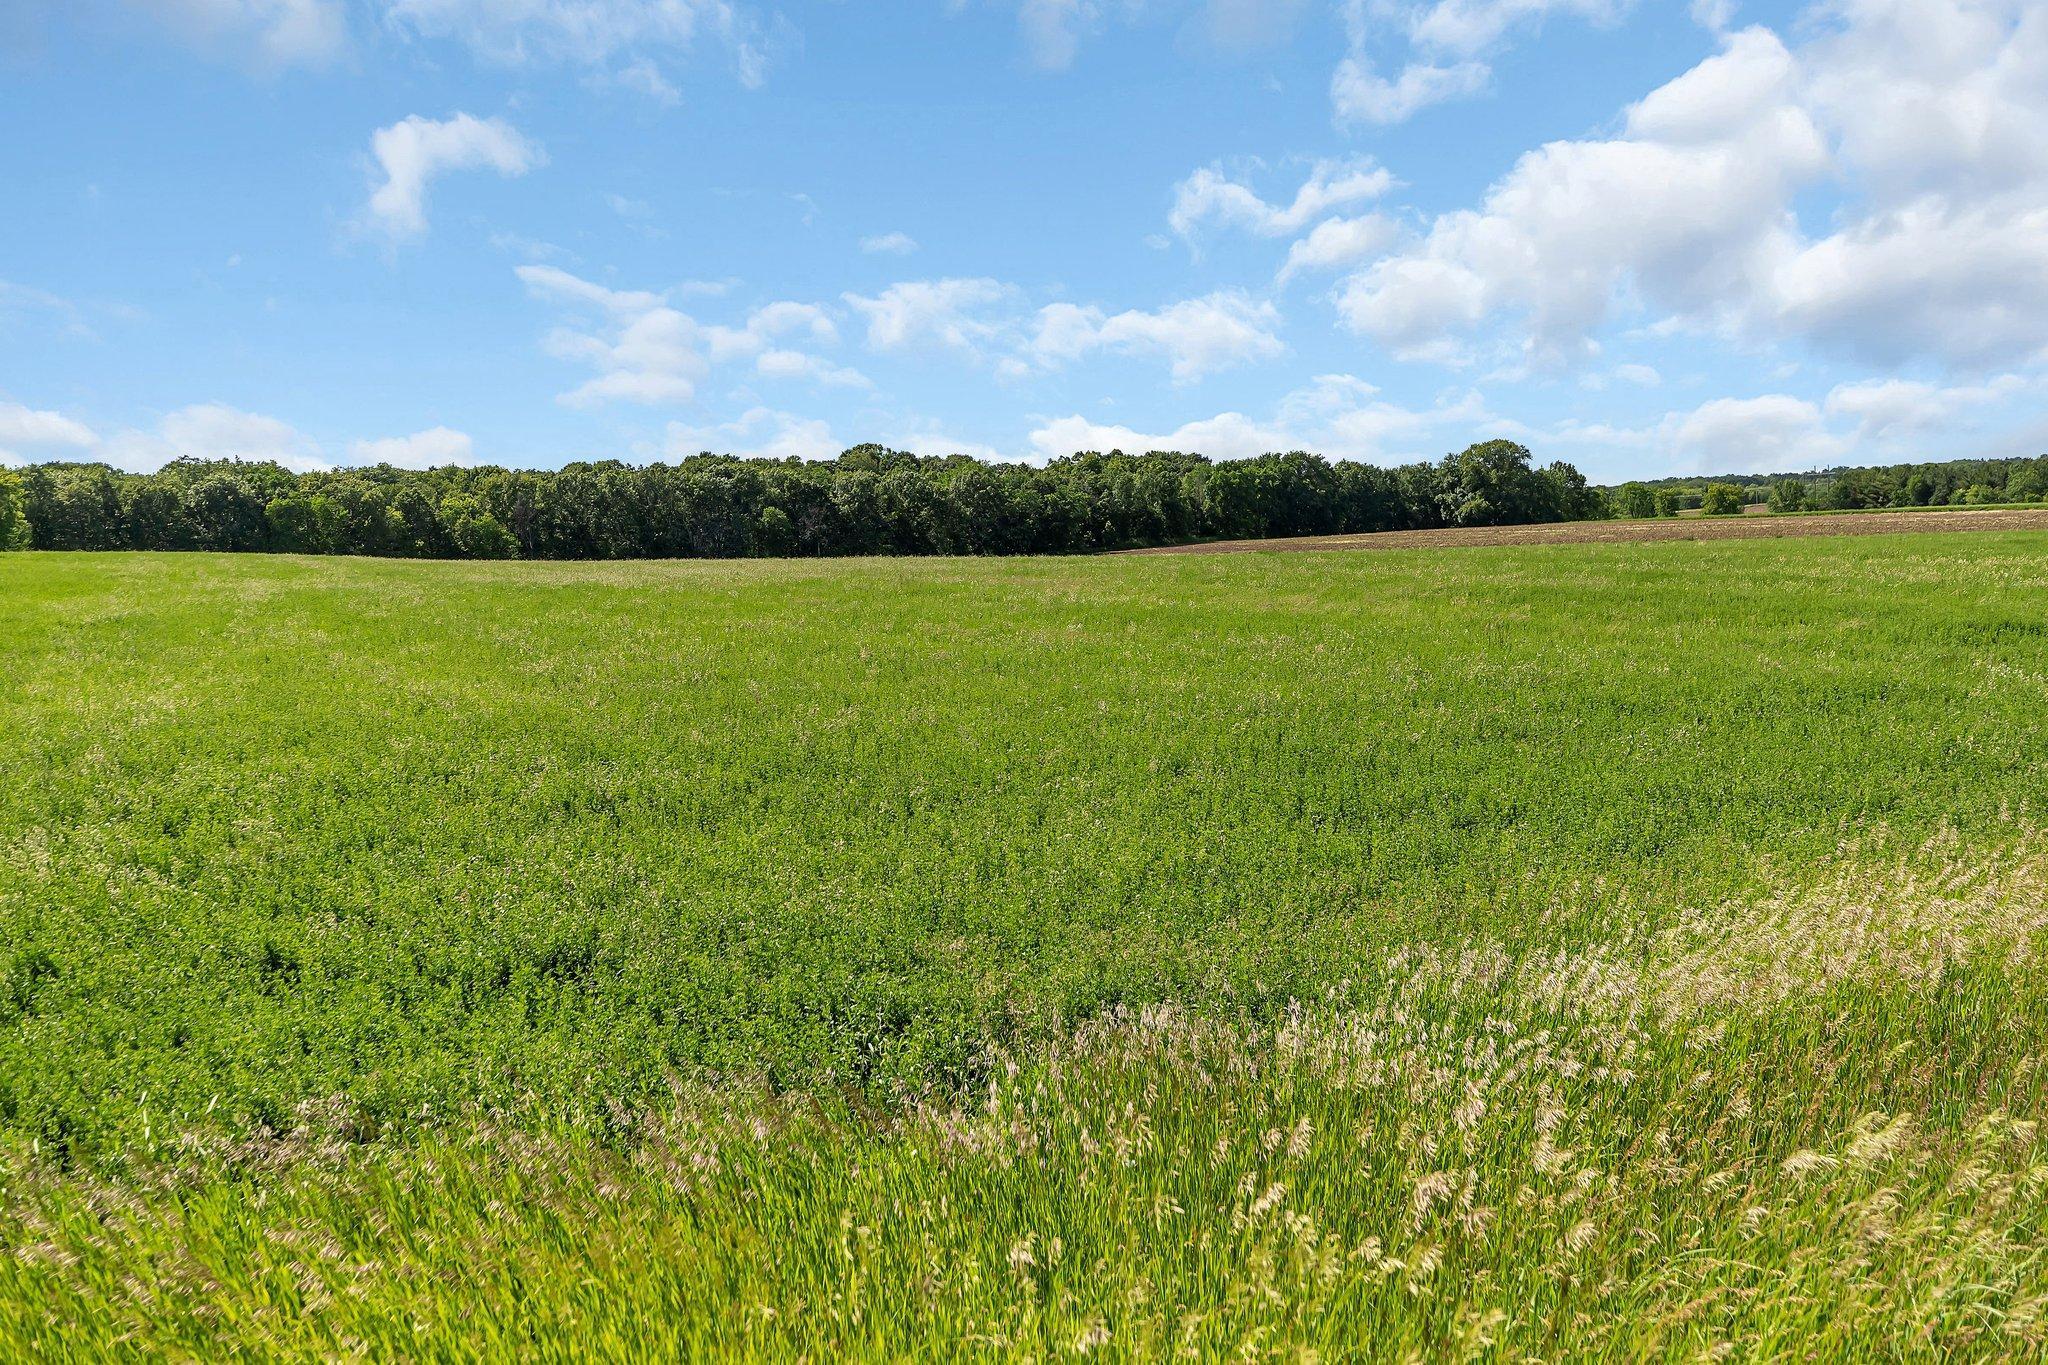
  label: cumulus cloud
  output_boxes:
[843,278,1018,352]
[843,277,1287,383]
[1335,25,1826,365]
[1660,394,1847,473]
[1024,291,1284,382]
[1823,373,2038,443]
[665,406,840,461]
[1277,215,1398,283]
[84,403,332,473]
[519,266,860,406]
[348,426,475,469]
[0,401,98,464]
[1769,202,2048,370]
[859,232,921,256]
[364,113,544,239]
[1169,157,1394,239]
[1548,369,2046,477]
[1335,3,2048,373]
[126,0,347,69]
[1027,372,1495,461]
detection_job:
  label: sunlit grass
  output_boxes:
[3,539,2047,1357]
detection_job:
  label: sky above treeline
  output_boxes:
[2,1,2045,481]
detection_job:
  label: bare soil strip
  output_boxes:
[1124,506,2048,555]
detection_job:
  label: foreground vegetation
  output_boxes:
[3,538,2046,1357]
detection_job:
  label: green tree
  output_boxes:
[1614,482,1661,519]
[1435,440,1551,527]
[440,494,516,558]
[122,477,189,549]
[1701,482,1745,516]
[0,469,30,550]
[1767,478,1809,514]
[182,474,269,550]
[1540,461,1607,521]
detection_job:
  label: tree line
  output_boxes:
[0,440,1599,559]
[1613,455,2048,516]
[3,443,2043,560]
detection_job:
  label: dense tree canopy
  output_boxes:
[1625,455,2048,514]
[8,444,2042,559]
[1700,483,1746,516]
[0,469,31,551]
[8,442,1600,559]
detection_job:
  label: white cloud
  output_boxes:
[519,266,856,406]
[348,426,475,469]
[1662,394,1847,473]
[859,231,921,256]
[515,264,663,313]
[606,57,682,103]
[1335,4,2048,373]
[844,277,1286,383]
[1277,215,1397,283]
[0,401,98,463]
[127,0,347,69]
[1769,201,2048,370]
[1803,0,2048,207]
[364,113,544,239]
[1330,56,1489,125]
[1025,291,1284,382]
[754,350,871,387]
[843,278,1017,352]
[1169,157,1394,239]
[158,403,330,471]
[1823,373,2035,442]
[665,406,840,461]
[1336,27,1827,365]
[888,424,1009,463]
[0,400,497,475]
[1027,372,1495,461]
[86,403,332,473]
[1550,368,2048,476]
[1029,411,1286,461]
[1332,0,1629,125]
[381,0,772,92]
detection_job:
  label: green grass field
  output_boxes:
[4,539,2047,1359]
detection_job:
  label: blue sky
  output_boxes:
[3,1,2045,480]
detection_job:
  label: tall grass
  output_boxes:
[3,539,2047,1356]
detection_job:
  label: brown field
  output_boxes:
[1125,505,2048,555]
